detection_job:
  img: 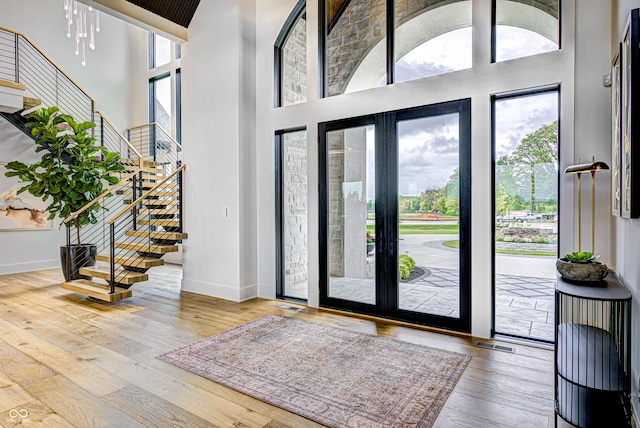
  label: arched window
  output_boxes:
[274,1,307,107]
[494,0,559,62]
[320,0,560,97]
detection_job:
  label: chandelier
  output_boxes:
[63,0,100,66]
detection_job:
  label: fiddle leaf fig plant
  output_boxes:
[565,251,599,263]
[4,106,125,244]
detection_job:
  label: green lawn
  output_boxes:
[441,240,555,256]
[367,224,460,234]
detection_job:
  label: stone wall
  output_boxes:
[282,16,307,106]
[328,132,345,276]
[284,131,308,286]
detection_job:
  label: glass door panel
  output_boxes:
[327,125,376,305]
[397,114,461,318]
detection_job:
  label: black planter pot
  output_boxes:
[60,244,97,282]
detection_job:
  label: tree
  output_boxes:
[498,121,558,212]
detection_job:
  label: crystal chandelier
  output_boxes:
[63,0,100,66]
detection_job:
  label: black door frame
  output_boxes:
[490,85,560,342]
[319,99,472,333]
[275,127,309,302]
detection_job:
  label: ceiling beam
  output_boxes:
[78,0,188,42]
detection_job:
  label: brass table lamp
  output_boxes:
[563,157,610,253]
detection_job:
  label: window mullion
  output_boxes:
[386,0,394,85]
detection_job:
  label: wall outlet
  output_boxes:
[203,265,209,277]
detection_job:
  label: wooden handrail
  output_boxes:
[155,123,183,149]
[63,172,137,224]
[0,26,96,108]
[125,122,183,149]
[108,164,186,225]
[96,111,143,168]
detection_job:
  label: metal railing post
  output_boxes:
[132,175,138,231]
[14,34,19,83]
[109,223,116,294]
[178,170,184,232]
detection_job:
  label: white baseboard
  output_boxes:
[0,259,59,275]
[181,278,257,302]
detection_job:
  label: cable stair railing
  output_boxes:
[0,26,186,301]
[0,26,142,169]
[61,124,185,301]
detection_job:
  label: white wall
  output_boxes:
[180,0,258,301]
[0,0,146,274]
[0,0,146,130]
[612,0,640,420]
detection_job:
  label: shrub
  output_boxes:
[400,254,415,271]
[503,236,514,242]
[399,254,416,280]
[400,263,411,280]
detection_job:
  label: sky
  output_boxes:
[363,25,558,200]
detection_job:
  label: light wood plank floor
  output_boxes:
[0,265,569,428]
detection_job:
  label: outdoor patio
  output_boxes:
[285,234,557,342]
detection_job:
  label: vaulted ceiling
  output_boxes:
[125,0,201,28]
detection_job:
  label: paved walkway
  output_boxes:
[286,235,556,342]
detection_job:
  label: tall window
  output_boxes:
[276,129,309,300]
[275,1,307,107]
[148,32,182,142]
[492,88,559,342]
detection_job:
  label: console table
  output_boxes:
[555,272,632,427]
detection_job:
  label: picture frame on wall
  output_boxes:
[621,8,640,219]
[0,162,54,231]
[612,46,622,216]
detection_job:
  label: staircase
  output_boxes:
[60,131,186,302]
[0,26,186,302]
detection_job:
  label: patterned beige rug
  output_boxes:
[158,315,470,428]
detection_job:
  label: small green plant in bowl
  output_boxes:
[564,251,599,263]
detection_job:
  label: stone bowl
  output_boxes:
[556,258,609,282]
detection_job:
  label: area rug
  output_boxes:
[157,315,470,428]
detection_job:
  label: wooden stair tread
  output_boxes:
[139,166,166,173]
[96,254,165,268]
[79,266,149,285]
[23,96,41,109]
[119,159,159,167]
[0,79,26,90]
[141,183,179,190]
[141,174,168,181]
[125,231,188,240]
[62,279,132,302]
[117,190,178,197]
[137,208,179,215]
[137,219,180,227]
[114,242,178,254]
[124,198,179,205]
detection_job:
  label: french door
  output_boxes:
[319,99,471,332]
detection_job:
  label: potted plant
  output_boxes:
[556,251,609,282]
[366,230,375,254]
[4,107,125,281]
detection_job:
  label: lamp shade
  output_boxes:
[563,161,610,174]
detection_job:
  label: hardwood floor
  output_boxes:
[0,265,569,427]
